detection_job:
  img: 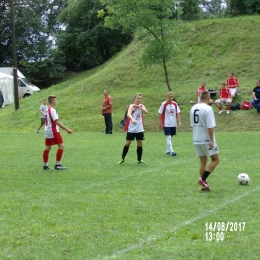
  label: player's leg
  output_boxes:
[118,133,133,164]
[195,144,210,190]
[136,132,146,164]
[107,113,113,134]
[43,143,51,170]
[199,155,208,177]
[164,127,173,154]
[53,133,66,170]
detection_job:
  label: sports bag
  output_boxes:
[241,101,253,110]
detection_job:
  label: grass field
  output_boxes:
[1,131,259,259]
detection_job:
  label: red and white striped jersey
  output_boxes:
[44,106,59,138]
[158,101,180,127]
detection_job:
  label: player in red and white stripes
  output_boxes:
[43,95,73,170]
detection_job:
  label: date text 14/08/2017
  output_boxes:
[205,222,246,232]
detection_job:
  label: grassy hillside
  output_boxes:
[1,15,260,133]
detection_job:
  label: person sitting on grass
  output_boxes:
[250,80,260,113]
[215,83,232,114]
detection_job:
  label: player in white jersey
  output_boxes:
[158,92,181,156]
[36,99,47,133]
[190,91,220,191]
[118,93,148,164]
[42,95,73,170]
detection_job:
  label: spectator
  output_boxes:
[226,72,239,97]
[215,83,232,114]
[196,82,207,103]
[101,89,113,134]
[250,80,260,113]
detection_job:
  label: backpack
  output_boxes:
[231,104,241,111]
[241,101,253,110]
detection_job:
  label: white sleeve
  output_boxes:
[158,102,165,114]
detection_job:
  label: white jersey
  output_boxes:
[125,104,145,133]
[158,101,180,127]
[44,106,59,139]
[190,103,216,144]
[40,104,48,118]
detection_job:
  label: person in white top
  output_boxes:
[190,91,220,191]
[36,99,47,133]
[118,93,148,164]
[43,95,73,170]
[158,92,181,156]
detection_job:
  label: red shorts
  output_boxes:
[45,132,63,146]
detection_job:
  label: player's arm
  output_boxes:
[177,113,182,127]
[252,91,257,100]
[158,113,163,129]
[127,105,136,124]
[207,127,214,150]
[55,119,73,134]
[138,105,148,114]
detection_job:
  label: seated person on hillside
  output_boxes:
[196,82,207,102]
[226,72,239,97]
[215,83,232,114]
[250,80,260,113]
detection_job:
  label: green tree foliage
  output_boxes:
[199,0,226,18]
[56,0,132,71]
[102,0,188,91]
[0,0,66,88]
[226,0,260,16]
[180,0,200,20]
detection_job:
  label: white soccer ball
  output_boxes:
[237,173,250,185]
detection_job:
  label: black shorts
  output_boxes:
[126,132,145,141]
[164,127,176,136]
[40,118,45,126]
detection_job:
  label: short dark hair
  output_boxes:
[48,95,56,104]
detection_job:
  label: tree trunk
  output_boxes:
[162,57,171,91]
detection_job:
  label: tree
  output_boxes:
[56,0,132,71]
[0,0,66,64]
[101,0,188,91]
[180,0,200,21]
[199,0,226,18]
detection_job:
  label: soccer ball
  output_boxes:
[237,173,250,185]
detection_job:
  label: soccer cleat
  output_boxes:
[218,110,223,114]
[36,129,39,133]
[198,178,210,191]
[117,159,125,164]
[201,186,210,191]
[226,110,230,114]
[43,166,50,170]
[166,152,171,155]
[54,164,66,170]
[137,160,146,164]
[171,152,177,156]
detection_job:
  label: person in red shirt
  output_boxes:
[101,89,113,134]
[196,82,207,102]
[226,72,239,97]
[215,83,232,114]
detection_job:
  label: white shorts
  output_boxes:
[228,88,237,97]
[215,98,232,105]
[194,143,219,157]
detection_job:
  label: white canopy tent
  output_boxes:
[0,72,14,105]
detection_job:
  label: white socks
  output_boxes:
[166,135,173,153]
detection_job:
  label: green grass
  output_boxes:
[1,131,259,259]
[2,16,260,133]
[1,15,260,259]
